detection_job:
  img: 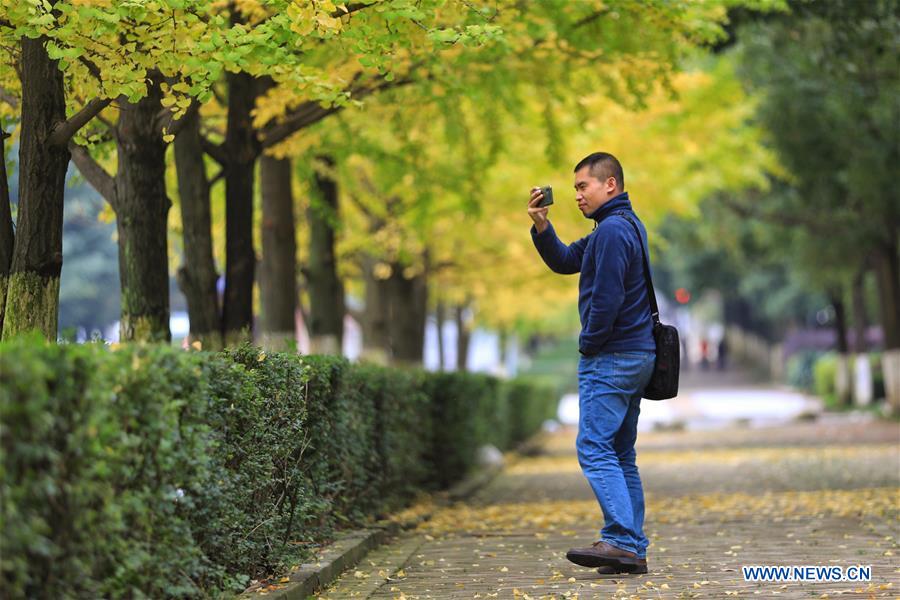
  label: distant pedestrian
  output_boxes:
[717,337,728,371]
[528,152,654,575]
[700,338,710,370]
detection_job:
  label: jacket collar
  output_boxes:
[587,191,632,223]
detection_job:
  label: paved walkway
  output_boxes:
[316,415,899,599]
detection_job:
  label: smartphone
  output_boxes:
[537,185,554,208]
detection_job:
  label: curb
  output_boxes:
[239,462,506,599]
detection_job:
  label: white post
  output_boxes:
[853,354,873,406]
[882,349,900,414]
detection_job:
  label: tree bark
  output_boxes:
[307,156,344,353]
[259,154,297,351]
[174,108,222,349]
[873,238,900,412]
[221,70,260,345]
[1,37,69,340]
[455,302,471,372]
[113,77,171,343]
[388,264,427,364]
[0,129,14,333]
[829,288,851,405]
[361,256,390,363]
[498,327,508,374]
[873,240,900,350]
[830,289,849,354]
[851,265,869,353]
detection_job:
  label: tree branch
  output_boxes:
[260,101,342,150]
[573,8,611,29]
[48,97,111,147]
[0,86,18,109]
[78,56,103,82]
[68,142,116,206]
[718,195,840,236]
[334,2,376,18]
[346,193,379,223]
[158,100,200,139]
[260,72,416,149]
[201,136,228,165]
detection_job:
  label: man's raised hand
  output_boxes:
[528,187,550,233]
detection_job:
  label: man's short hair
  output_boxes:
[574,152,624,191]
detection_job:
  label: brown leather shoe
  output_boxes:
[566,540,641,569]
[596,559,648,575]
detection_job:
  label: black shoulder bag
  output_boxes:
[619,213,680,400]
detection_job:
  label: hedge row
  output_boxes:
[0,338,556,599]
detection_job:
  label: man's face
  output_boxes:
[574,166,619,216]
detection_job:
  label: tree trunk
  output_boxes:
[873,241,900,350]
[830,289,851,406]
[851,266,869,353]
[455,302,471,372]
[222,70,260,345]
[436,300,446,371]
[113,78,171,343]
[361,256,390,362]
[259,154,297,351]
[498,327,508,375]
[388,264,427,364]
[0,130,14,333]
[830,290,849,355]
[307,156,344,354]
[873,238,900,412]
[1,37,69,340]
[174,108,222,349]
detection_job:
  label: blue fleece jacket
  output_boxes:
[530,192,655,356]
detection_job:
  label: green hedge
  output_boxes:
[785,350,823,392]
[0,338,556,599]
[812,353,839,407]
[812,352,887,408]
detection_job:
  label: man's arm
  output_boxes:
[531,222,588,274]
[527,187,585,274]
[579,222,630,355]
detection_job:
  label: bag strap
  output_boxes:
[616,211,660,326]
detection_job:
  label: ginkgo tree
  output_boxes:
[248,0,780,360]
[0,0,224,341]
[172,0,772,350]
[1,0,783,349]
[1,0,500,343]
[288,49,777,366]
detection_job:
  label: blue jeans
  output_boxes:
[576,351,655,557]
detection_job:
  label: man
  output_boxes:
[528,152,655,575]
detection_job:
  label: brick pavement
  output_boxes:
[316,418,899,599]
